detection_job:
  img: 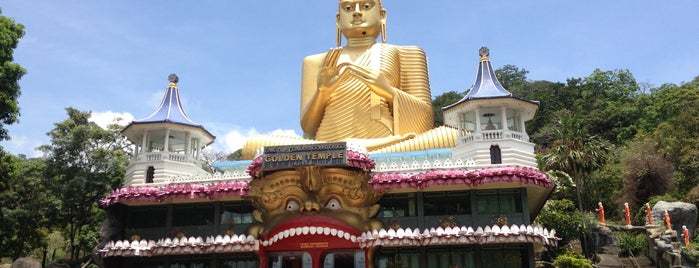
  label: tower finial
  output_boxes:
[168,73,179,87]
[479,47,490,62]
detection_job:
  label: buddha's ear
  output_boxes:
[336,13,342,46]
[253,210,264,223]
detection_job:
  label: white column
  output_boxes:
[519,113,527,133]
[164,129,171,153]
[458,113,464,137]
[500,106,508,131]
[141,131,148,153]
[193,138,199,160]
[185,132,191,158]
[474,108,482,131]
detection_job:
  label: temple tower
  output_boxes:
[442,48,539,168]
[120,74,215,186]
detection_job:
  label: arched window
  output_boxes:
[490,145,502,164]
[146,166,155,183]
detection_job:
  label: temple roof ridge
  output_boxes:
[462,47,511,99]
[132,74,202,127]
[442,47,539,111]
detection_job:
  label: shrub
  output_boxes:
[553,251,593,268]
[615,232,647,257]
[534,199,585,246]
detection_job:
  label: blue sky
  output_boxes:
[2,1,698,157]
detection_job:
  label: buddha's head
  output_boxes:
[246,166,383,241]
[336,0,386,41]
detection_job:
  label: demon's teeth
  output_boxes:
[338,230,345,239]
[331,228,338,236]
[350,235,357,243]
[323,227,331,235]
[310,226,317,235]
[295,227,302,236]
[302,226,309,235]
[283,230,290,238]
[344,232,350,240]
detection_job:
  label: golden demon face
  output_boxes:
[246,166,383,241]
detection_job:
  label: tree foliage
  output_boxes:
[620,134,674,208]
[541,110,611,213]
[431,91,463,127]
[38,108,128,260]
[534,199,585,246]
[0,153,50,260]
[0,9,26,141]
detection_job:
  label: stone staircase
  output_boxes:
[591,225,656,268]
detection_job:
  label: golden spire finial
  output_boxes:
[479,47,490,62]
[168,73,179,87]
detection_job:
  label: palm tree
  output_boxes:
[542,111,611,227]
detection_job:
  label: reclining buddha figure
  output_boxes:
[241,0,456,159]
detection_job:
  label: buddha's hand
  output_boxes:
[338,63,395,101]
[317,48,345,95]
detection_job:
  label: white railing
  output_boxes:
[137,152,198,164]
[459,130,529,144]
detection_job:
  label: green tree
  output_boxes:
[494,64,528,91]
[0,153,50,260]
[38,108,128,260]
[646,81,699,196]
[431,91,463,126]
[541,110,611,223]
[575,69,640,143]
[620,134,674,208]
[534,199,584,246]
[0,9,26,141]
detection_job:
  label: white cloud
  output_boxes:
[3,135,44,158]
[90,111,135,129]
[211,128,301,153]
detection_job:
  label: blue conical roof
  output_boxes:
[133,74,201,127]
[443,47,538,111]
[463,48,511,99]
[122,74,214,142]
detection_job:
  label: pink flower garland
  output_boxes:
[369,166,551,190]
[100,180,249,208]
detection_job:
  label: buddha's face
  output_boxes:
[247,166,383,241]
[337,0,385,39]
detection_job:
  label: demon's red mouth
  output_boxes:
[261,215,362,247]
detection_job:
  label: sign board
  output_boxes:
[262,142,348,170]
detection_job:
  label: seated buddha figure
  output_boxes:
[242,0,456,159]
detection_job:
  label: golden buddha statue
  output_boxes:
[242,0,456,159]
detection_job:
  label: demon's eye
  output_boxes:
[325,198,342,211]
[286,200,300,212]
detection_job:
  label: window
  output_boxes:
[378,193,416,218]
[146,166,155,183]
[490,145,502,164]
[219,252,258,268]
[481,245,528,268]
[423,191,471,216]
[173,205,214,226]
[476,189,522,214]
[220,202,255,234]
[425,246,475,268]
[375,247,420,268]
[127,206,167,229]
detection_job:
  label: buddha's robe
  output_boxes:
[241,44,457,159]
[312,43,433,141]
